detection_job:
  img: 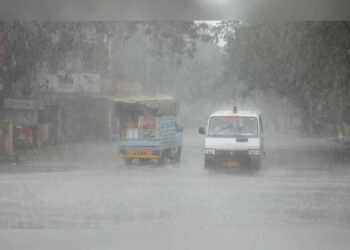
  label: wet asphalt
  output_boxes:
[0,130,350,230]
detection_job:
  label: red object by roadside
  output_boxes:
[122,121,138,128]
[13,125,34,147]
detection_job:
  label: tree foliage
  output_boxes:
[221,21,350,133]
[139,21,209,58]
[0,21,123,97]
[0,21,209,98]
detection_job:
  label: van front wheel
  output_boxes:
[204,158,212,169]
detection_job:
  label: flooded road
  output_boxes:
[0,130,350,230]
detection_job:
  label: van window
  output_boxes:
[208,116,258,138]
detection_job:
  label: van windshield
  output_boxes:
[208,116,258,138]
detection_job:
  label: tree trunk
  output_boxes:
[336,93,344,140]
[308,98,314,134]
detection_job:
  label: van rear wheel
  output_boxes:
[249,159,262,169]
[256,159,262,169]
[204,158,211,169]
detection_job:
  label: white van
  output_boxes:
[199,107,265,168]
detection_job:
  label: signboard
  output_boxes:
[2,109,38,125]
[0,31,2,68]
[142,117,157,139]
[2,98,42,125]
[143,117,156,129]
[0,31,3,81]
[3,98,44,110]
[38,71,101,93]
[126,128,138,139]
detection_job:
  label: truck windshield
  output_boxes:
[208,116,258,138]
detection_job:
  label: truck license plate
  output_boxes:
[129,150,151,157]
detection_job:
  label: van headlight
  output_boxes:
[206,148,215,155]
[248,149,260,156]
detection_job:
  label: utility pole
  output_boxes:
[146,35,152,95]
[107,31,113,79]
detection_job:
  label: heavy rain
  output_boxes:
[1,15,350,250]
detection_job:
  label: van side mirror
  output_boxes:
[199,127,205,135]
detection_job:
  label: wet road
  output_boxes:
[0,130,350,230]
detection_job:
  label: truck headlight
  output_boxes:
[206,148,215,155]
[248,149,260,156]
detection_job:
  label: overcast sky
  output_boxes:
[0,0,349,20]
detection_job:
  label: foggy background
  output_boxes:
[1,21,348,139]
[1,1,350,250]
[1,0,350,20]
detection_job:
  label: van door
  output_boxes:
[259,116,265,157]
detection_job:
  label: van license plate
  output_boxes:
[223,162,240,167]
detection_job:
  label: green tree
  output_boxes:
[0,21,123,97]
[220,21,350,134]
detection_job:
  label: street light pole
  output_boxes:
[146,35,150,95]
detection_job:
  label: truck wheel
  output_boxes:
[124,159,132,165]
[158,151,167,165]
[174,147,181,163]
[140,158,150,165]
